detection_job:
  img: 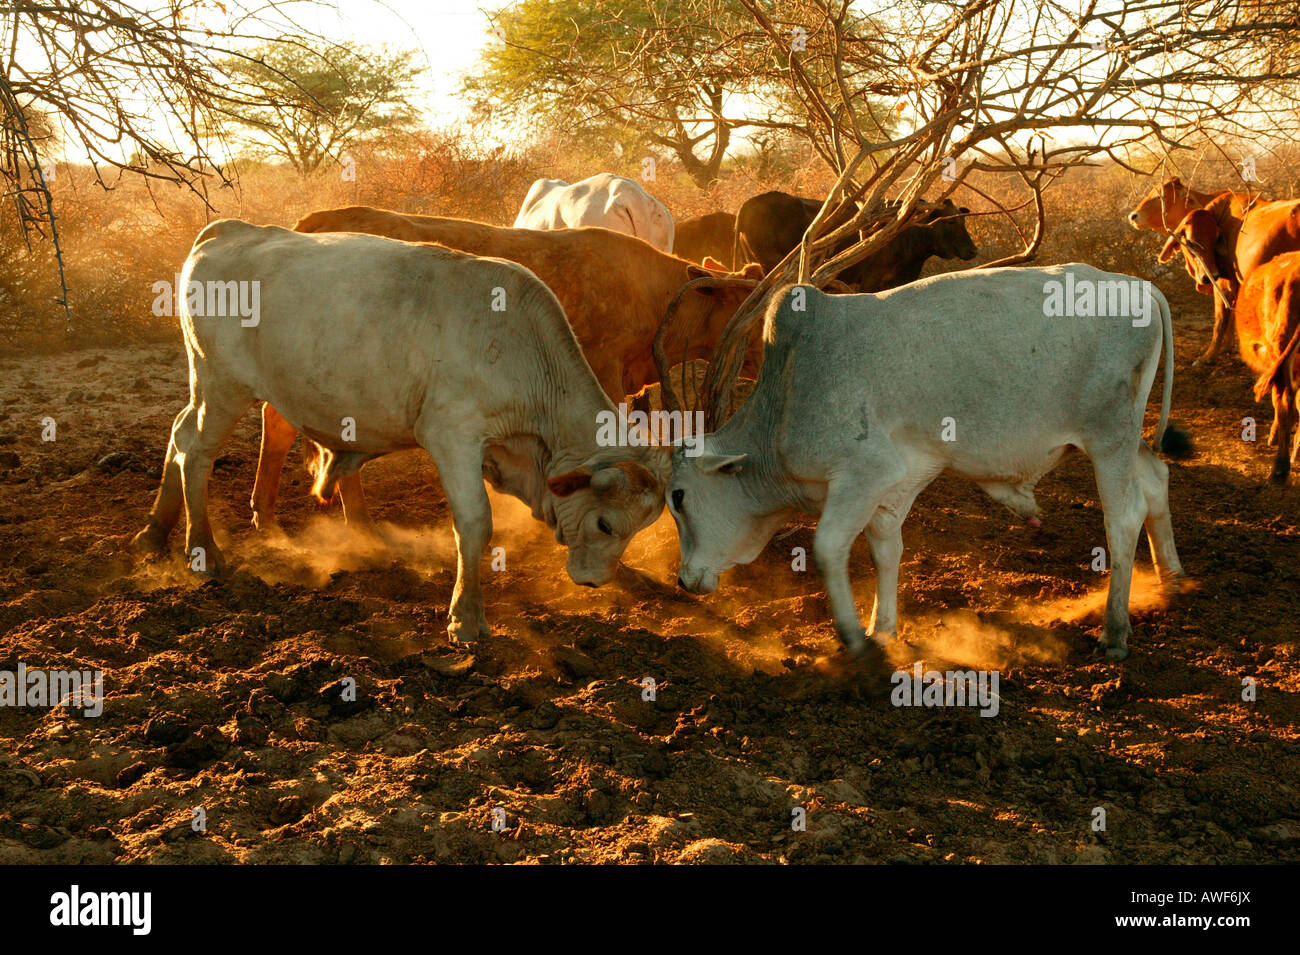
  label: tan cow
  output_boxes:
[1128,176,1228,234]
[248,206,762,532]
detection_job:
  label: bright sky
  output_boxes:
[265,0,498,125]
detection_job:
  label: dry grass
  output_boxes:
[5,135,1300,356]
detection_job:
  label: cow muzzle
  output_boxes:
[567,559,615,589]
[676,566,719,594]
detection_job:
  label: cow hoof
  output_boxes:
[1268,467,1290,486]
[130,524,169,557]
[867,627,896,648]
[838,625,869,654]
[250,513,284,536]
[447,615,488,644]
[1096,632,1130,661]
[187,555,227,578]
[844,638,889,678]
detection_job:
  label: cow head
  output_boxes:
[668,440,789,594]
[677,260,765,374]
[1159,209,1221,293]
[924,200,978,261]
[1129,176,1199,233]
[545,454,668,587]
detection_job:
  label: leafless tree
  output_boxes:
[0,1,339,327]
[654,0,1300,427]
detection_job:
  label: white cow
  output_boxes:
[133,220,668,642]
[668,265,1186,663]
[513,173,675,253]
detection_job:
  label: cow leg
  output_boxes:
[250,402,297,533]
[1195,298,1231,366]
[864,472,933,643]
[1090,446,1146,660]
[813,459,907,654]
[425,438,492,642]
[1135,443,1185,592]
[336,472,377,529]
[132,404,193,555]
[179,394,253,575]
[1269,388,1295,484]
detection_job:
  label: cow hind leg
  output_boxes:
[179,395,254,575]
[132,404,193,555]
[1089,445,1146,661]
[1270,387,1296,484]
[864,472,934,643]
[336,472,377,531]
[1135,443,1185,593]
[424,436,492,642]
[250,402,298,533]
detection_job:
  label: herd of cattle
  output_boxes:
[128,171,1296,666]
[1130,176,1300,484]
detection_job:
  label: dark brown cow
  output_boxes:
[675,212,736,269]
[247,206,763,532]
[1228,250,1300,483]
[732,191,977,291]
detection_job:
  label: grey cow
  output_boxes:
[668,264,1185,662]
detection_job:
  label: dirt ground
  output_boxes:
[0,278,1297,865]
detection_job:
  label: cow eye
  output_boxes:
[671,489,685,512]
[597,517,614,536]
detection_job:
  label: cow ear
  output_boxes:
[547,469,592,497]
[701,453,747,475]
[958,206,970,215]
[701,256,726,272]
[738,262,764,280]
[1188,209,1219,247]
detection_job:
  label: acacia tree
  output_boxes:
[466,0,897,187]
[657,0,1300,426]
[217,42,423,174]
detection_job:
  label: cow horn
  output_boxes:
[654,275,761,417]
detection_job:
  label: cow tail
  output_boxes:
[1154,290,1193,458]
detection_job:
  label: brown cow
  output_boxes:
[1227,250,1300,483]
[674,212,736,269]
[249,206,763,531]
[1158,193,1300,360]
[1130,176,1283,362]
[1128,176,1227,234]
